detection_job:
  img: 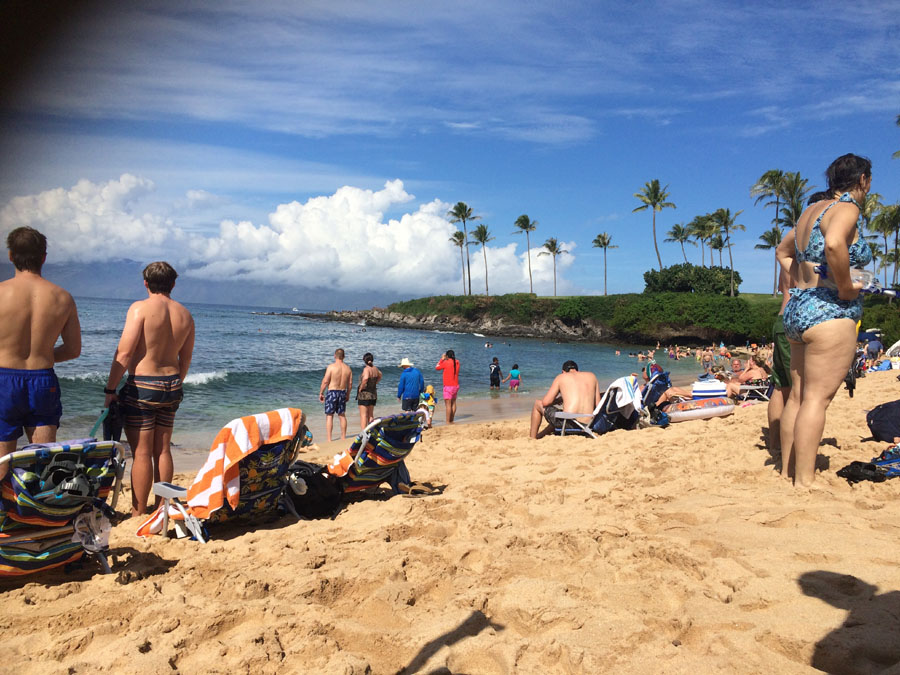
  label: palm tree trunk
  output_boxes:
[463,220,472,296]
[893,228,899,288]
[700,239,705,267]
[525,231,533,295]
[603,248,608,296]
[482,246,489,296]
[727,238,735,296]
[459,247,466,295]
[553,255,557,296]
[884,234,890,287]
[680,243,687,263]
[652,211,662,270]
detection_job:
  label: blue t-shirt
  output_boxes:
[397,367,425,400]
[509,369,520,379]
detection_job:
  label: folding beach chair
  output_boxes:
[327,412,426,494]
[137,408,307,542]
[555,375,643,438]
[0,439,126,576]
[738,379,772,402]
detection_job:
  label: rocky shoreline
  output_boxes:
[282,309,727,346]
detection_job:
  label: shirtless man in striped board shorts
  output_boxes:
[104,262,195,517]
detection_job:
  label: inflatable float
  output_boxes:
[666,396,734,423]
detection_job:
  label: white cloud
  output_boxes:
[1,175,579,296]
[0,174,181,263]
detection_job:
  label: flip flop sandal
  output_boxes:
[398,482,441,498]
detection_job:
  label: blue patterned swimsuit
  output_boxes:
[782,193,872,341]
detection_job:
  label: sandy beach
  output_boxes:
[3,370,900,674]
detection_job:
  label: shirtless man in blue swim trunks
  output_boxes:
[104,262,195,516]
[775,154,872,488]
[0,227,82,479]
[319,348,353,441]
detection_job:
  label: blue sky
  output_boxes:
[1,0,898,304]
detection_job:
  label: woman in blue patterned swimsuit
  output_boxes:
[775,154,873,488]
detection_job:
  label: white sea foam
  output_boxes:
[184,370,228,385]
[62,371,107,383]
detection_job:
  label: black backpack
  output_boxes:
[285,460,344,519]
[866,400,900,443]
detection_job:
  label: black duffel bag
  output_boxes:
[866,399,900,443]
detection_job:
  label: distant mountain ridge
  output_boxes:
[0,260,401,310]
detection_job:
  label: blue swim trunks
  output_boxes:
[324,389,347,415]
[0,367,63,442]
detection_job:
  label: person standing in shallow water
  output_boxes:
[489,357,502,390]
[503,363,522,391]
[356,352,381,430]
[319,348,352,442]
[104,262,194,517]
[436,349,461,424]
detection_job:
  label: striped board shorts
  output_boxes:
[120,374,183,431]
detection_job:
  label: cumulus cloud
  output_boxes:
[187,180,578,296]
[1,175,577,297]
[0,174,180,263]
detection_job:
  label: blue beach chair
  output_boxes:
[0,439,126,576]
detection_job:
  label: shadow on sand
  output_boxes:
[798,570,900,674]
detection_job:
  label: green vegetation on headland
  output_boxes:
[383,292,782,344]
[375,291,900,346]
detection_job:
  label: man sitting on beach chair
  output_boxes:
[719,355,769,398]
[529,360,600,439]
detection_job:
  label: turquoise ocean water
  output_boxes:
[52,297,704,452]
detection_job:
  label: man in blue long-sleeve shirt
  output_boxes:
[397,357,425,411]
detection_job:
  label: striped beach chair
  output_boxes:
[0,439,126,576]
[327,412,426,493]
[138,408,307,542]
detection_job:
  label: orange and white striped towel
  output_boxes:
[137,408,303,537]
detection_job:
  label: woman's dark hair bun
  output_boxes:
[826,153,872,194]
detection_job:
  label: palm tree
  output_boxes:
[871,204,900,287]
[633,179,675,270]
[709,234,725,267]
[755,226,783,296]
[777,172,811,230]
[691,213,721,266]
[512,214,538,294]
[750,169,786,236]
[448,202,480,295]
[469,224,494,296]
[664,223,696,263]
[537,237,568,296]
[449,231,466,295]
[712,208,745,296]
[861,192,884,232]
[687,214,711,266]
[592,232,618,296]
[868,241,882,277]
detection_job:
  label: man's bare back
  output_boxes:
[322,360,352,393]
[0,272,80,370]
[547,370,600,415]
[114,294,195,377]
[530,362,600,438]
[1,227,81,473]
